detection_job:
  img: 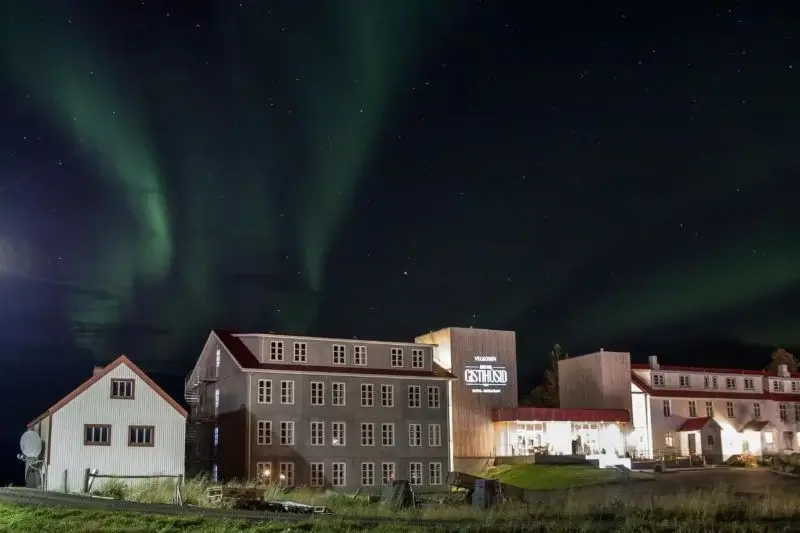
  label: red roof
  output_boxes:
[676,417,716,432]
[631,363,800,378]
[630,372,800,401]
[492,407,630,423]
[213,330,456,379]
[28,355,187,427]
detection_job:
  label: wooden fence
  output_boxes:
[82,469,184,505]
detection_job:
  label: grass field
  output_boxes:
[480,464,651,491]
[4,486,800,533]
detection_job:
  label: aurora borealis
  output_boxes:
[0,0,799,381]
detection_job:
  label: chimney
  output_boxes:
[778,364,789,378]
[92,366,105,377]
[648,355,659,370]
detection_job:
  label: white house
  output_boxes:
[26,355,187,493]
[558,351,800,462]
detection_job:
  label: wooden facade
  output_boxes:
[416,328,518,469]
[557,350,633,413]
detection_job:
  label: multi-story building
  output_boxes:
[558,351,800,462]
[185,330,455,490]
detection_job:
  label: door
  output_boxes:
[687,433,697,455]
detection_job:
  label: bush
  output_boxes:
[723,453,759,468]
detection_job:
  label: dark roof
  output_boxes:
[492,407,630,423]
[676,417,716,432]
[631,372,800,401]
[29,355,187,427]
[741,420,773,432]
[213,330,456,379]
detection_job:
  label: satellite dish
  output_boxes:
[20,430,42,459]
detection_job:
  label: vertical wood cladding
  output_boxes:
[558,351,633,414]
[416,328,518,460]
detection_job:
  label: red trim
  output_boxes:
[492,407,630,423]
[28,355,187,427]
[631,363,800,378]
[214,330,456,379]
[631,372,800,401]
[676,417,715,432]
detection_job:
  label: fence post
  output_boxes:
[82,469,90,493]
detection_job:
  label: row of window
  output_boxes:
[84,424,154,447]
[256,380,441,408]
[662,400,800,421]
[266,341,426,368]
[255,420,443,447]
[654,373,800,393]
[255,460,443,487]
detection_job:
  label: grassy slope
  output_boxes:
[481,464,649,490]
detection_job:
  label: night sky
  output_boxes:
[0,1,798,480]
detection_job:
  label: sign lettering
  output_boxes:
[463,355,508,394]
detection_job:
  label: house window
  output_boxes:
[310,421,325,446]
[269,341,284,361]
[429,462,443,485]
[726,401,734,418]
[332,382,346,406]
[753,403,761,419]
[408,462,423,486]
[662,400,671,417]
[279,462,295,486]
[110,379,135,399]
[652,374,665,387]
[381,423,395,446]
[361,462,375,486]
[293,342,307,363]
[381,462,395,486]
[774,380,785,393]
[665,433,674,447]
[381,385,394,407]
[84,424,111,446]
[744,378,755,390]
[795,403,800,422]
[280,421,295,445]
[706,434,714,446]
[331,422,346,446]
[281,381,295,404]
[310,463,324,487]
[408,424,422,447]
[256,462,272,482]
[310,382,325,406]
[725,377,737,390]
[257,420,272,445]
[257,379,272,404]
[332,344,346,365]
[688,401,697,417]
[332,462,346,487]
[408,386,421,408]
[428,424,442,447]
[793,381,800,393]
[711,376,718,389]
[128,425,154,447]
[428,386,440,408]
[354,345,367,366]
[703,376,710,389]
[705,401,714,417]
[764,431,774,445]
[361,384,374,407]
[411,349,425,368]
[215,348,221,369]
[361,422,375,446]
[780,403,788,422]
[679,375,690,388]
[390,348,404,367]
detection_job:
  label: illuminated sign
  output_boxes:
[463,355,508,394]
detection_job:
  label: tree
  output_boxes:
[766,348,798,373]
[521,344,569,407]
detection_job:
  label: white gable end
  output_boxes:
[47,362,185,493]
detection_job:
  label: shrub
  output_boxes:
[724,453,759,468]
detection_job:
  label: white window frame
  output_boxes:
[332,344,346,365]
[662,400,671,417]
[427,386,440,408]
[269,340,284,361]
[332,382,346,406]
[726,401,735,418]
[361,422,375,446]
[280,421,295,446]
[411,348,425,368]
[257,379,272,404]
[408,462,423,486]
[428,462,443,485]
[353,345,367,366]
[293,342,307,363]
[408,423,422,447]
[280,380,295,404]
[390,348,404,367]
[688,400,697,418]
[279,462,295,486]
[381,462,396,486]
[331,421,346,446]
[361,462,375,486]
[310,381,325,406]
[428,423,442,447]
[381,384,394,407]
[408,385,421,408]
[381,423,395,446]
[332,462,346,487]
[310,462,324,487]
[310,421,325,446]
[256,420,272,446]
[256,461,272,482]
[361,384,374,407]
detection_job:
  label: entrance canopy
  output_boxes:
[741,420,774,432]
[676,417,719,432]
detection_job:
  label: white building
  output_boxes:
[27,355,187,493]
[559,351,800,462]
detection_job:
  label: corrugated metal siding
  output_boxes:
[48,363,185,493]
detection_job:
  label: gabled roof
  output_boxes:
[630,372,800,401]
[741,420,774,432]
[212,329,457,379]
[28,355,187,428]
[676,417,717,432]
